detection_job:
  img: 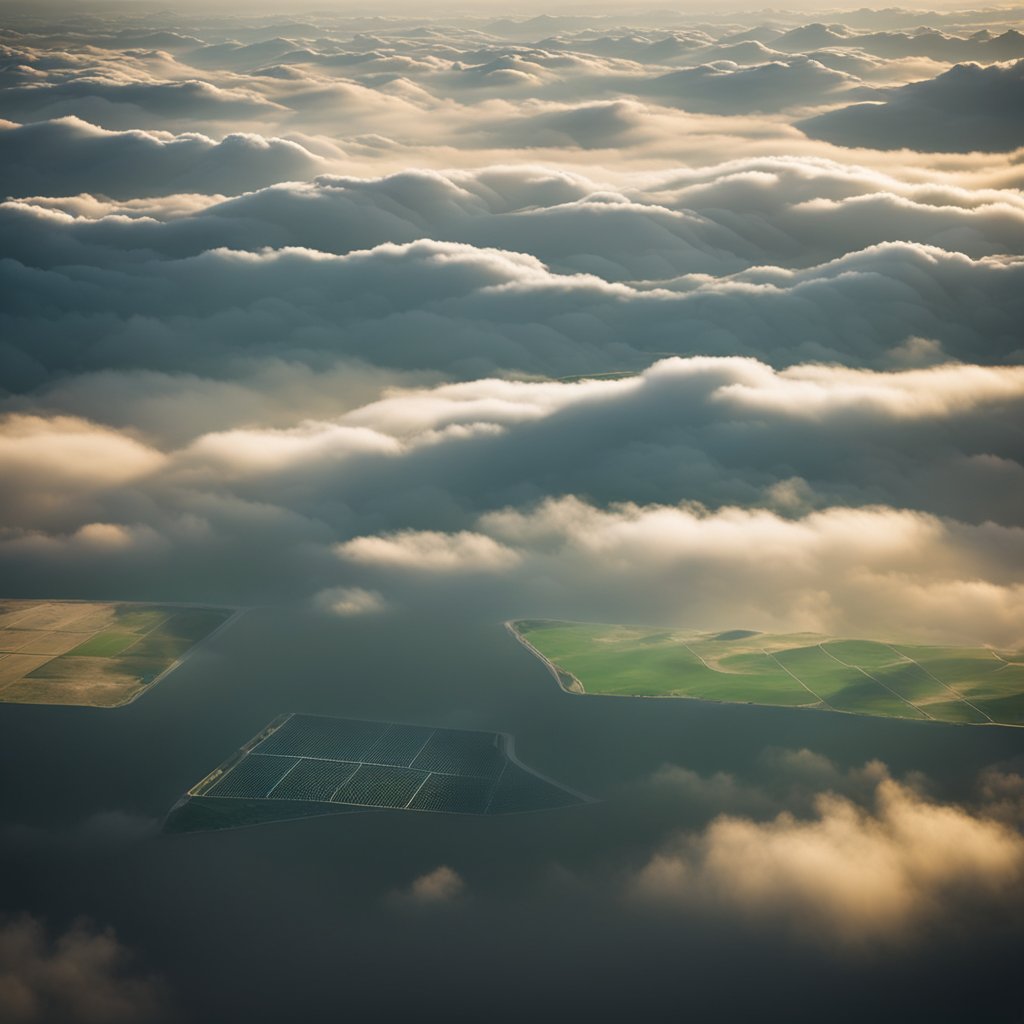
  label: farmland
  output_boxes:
[510,621,1024,727]
[0,600,236,707]
[165,713,586,832]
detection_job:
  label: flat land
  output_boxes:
[0,600,235,707]
[165,713,585,832]
[510,620,1024,726]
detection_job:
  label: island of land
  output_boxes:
[0,600,236,707]
[509,620,1024,727]
[166,713,587,833]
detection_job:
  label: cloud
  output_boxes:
[640,57,857,114]
[337,529,521,573]
[2,231,1021,394]
[801,60,1024,152]
[339,497,1024,645]
[0,915,167,1024]
[0,12,1020,643]
[313,586,388,616]
[0,117,325,199]
[0,414,163,523]
[392,866,467,907]
[1,354,1021,627]
[16,155,1023,279]
[0,78,285,131]
[630,774,1024,946]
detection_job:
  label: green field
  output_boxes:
[66,632,140,658]
[510,620,1024,726]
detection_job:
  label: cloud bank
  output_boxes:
[630,763,1024,946]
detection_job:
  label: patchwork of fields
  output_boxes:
[0,600,235,707]
[166,713,585,832]
[511,621,1024,726]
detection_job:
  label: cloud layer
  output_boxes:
[630,762,1024,946]
[0,916,166,1024]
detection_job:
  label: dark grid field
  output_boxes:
[170,714,585,831]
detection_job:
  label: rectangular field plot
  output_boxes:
[408,772,496,814]
[411,729,505,778]
[269,758,360,802]
[253,714,388,760]
[0,600,236,707]
[167,714,587,832]
[331,764,427,808]
[512,620,1024,727]
[364,724,434,767]
[204,755,300,799]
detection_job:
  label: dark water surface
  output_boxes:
[2,607,1022,1022]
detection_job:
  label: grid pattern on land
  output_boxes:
[199,714,583,815]
[252,715,388,761]
[268,757,360,802]
[363,724,435,768]
[410,728,505,778]
[204,754,299,799]
[408,771,495,814]
[331,763,429,808]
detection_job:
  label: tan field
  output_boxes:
[0,630,87,656]
[0,654,52,685]
[0,600,235,708]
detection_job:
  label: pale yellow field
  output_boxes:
[0,630,85,656]
[0,654,52,685]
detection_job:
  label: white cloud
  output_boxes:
[313,586,388,616]
[630,775,1024,946]
[337,530,521,573]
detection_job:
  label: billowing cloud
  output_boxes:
[1,232,1020,394]
[0,915,167,1024]
[0,117,325,199]
[630,772,1024,946]
[338,530,521,573]
[801,59,1024,152]
[338,497,1024,645]
[1,354,1021,632]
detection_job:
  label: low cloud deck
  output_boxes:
[166,714,584,832]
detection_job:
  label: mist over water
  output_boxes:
[1,2,1024,1021]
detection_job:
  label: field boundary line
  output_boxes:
[258,751,496,779]
[403,771,433,809]
[406,728,438,768]
[264,759,304,798]
[764,649,833,709]
[818,644,932,719]
[887,645,994,723]
[683,644,713,670]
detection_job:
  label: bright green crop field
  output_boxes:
[510,620,1024,726]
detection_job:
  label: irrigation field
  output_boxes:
[165,713,585,832]
[0,600,235,707]
[510,620,1024,726]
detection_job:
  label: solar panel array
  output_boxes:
[197,714,582,816]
